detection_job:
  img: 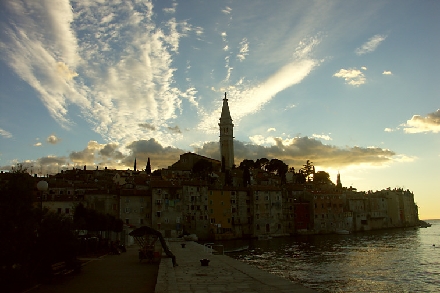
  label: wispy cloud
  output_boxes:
[355,34,387,55]
[0,0,196,150]
[222,6,232,14]
[313,134,332,141]
[0,128,12,138]
[333,67,366,86]
[382,70,392,75]
[402,110,440,133]
[197,36,322,132]
[237,38,249,61]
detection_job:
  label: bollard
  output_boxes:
[200,258,210,266]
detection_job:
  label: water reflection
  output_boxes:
[219,221,440,292]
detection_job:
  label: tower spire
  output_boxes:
[219,92,234,171]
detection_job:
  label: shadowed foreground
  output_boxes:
[27,245,159,293]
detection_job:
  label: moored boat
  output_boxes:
[335,230,350,235]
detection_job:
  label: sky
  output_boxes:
[0,0,439,220]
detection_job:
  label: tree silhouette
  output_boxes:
[314,171,332,184]
[301,160,314,182]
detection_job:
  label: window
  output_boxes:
[140,219,144,225]
[57,208,62,214]
[156,211,161,217]
[125,219,129,224]
[65,208,70,214]
[125,207,130,213]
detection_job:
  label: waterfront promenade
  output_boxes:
[156,240,317,293]
[26,245,158,293]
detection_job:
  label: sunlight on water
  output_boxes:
[225,220,440,293]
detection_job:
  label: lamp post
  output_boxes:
[37,180,48,210]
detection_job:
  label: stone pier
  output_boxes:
[155,240,318,293]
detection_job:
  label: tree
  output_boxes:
[313,171,332,184]
[255,158,269,170]
[238,159,255,170]
[265,159,288,184]
[300,160,315,182]
[0,168,38,290]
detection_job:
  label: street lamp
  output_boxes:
[37,180,48,210]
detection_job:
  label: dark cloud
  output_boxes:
[99,143,124,159]
[167,126,182,134]
[138,123,156,131]
[125,138,185,169]
[37,156,67,166]
[69,149,95,164]
[3,136,397,175]
[197,137,395,169]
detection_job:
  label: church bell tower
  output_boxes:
[219,92,234,171]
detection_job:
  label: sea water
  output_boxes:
[224,219,440,292]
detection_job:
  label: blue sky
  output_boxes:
[0,0,439,219]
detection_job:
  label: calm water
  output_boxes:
[221,220,440,292]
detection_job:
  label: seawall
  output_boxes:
[155,240,318,293]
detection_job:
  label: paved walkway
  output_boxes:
[156,240,318,293]
[27,245,159,293]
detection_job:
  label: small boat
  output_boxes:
[335,230,350,235]
[257,234,272,240]
[225,245,249,253]
[183,234,198,241]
